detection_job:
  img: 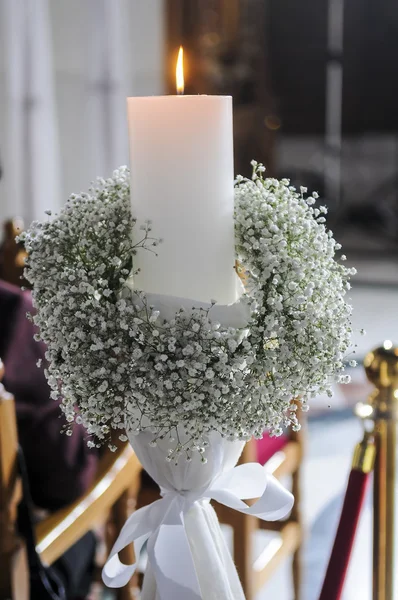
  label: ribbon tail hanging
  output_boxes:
[103,499,165,588]
[147,498,202,600]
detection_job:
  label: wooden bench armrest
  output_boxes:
[266,440,302,479]
[35,442,142,565]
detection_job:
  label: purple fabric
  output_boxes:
[0,280,98,511]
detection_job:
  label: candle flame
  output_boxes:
[176,46,184,95]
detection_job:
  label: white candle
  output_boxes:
[126,93,238,305]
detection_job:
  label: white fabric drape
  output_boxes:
[1,0,61,223]
[103,430,294,600]
[85,0,128,180]
[128,432,247,600]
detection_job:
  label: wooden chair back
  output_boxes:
[0,357,142,600]
[0,359,29,599]
[0,218,27,287]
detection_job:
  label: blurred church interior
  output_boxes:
[1,1,398,599]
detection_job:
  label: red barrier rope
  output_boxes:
[318,432,375,600]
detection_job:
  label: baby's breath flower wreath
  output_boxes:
[22,161,356,462]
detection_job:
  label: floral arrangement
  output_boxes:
[21,162,356,461]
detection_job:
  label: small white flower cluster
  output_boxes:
[21,163,355,461]
[234,162,356,408]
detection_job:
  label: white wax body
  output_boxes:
[127,95,238,304]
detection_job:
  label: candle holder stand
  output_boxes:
[355,345,398,600]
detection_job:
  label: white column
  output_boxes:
[324,0,344,207]
[85,0,129,179]
[0,0,61,223]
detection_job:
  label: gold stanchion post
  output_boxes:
[361,344,398,600]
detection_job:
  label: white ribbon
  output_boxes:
[102,448,293,599]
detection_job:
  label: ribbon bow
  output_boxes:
[102,462,294,600]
